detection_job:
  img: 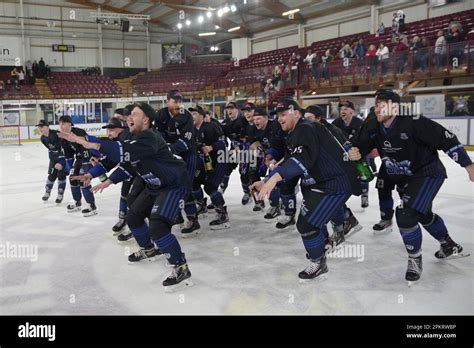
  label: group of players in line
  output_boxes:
[36,88,473,290]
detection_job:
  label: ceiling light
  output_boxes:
[206,11,212,18]
[243,0,247,4]
[228,26,240,32]
[215,25,220,29]
[198,15,204,23]
[282,9,300,16]
[185,20,191,26]
[217,9,223,17]
[177,23,183,29]
[198,32,216,36]
[223,5,230,13]
[230,4,237,12]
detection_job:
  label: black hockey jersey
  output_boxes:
[277,117,361,195]
[351,115,473,182]
[60,127,97,165]
[221,115,251,148]
[332,116,364,139]
[40,129,63,163]
[247,119,286,160]
[101,129,188,192]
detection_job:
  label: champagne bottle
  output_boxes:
[204,153,214,172]
[344,142,374,182]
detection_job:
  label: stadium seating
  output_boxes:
[46,72,121,97]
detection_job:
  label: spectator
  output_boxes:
[18,68,25,85]
[45,65,51,78]
[304,49,317,80]
[339,43,353,59]
[376,42,390,74]
[25,60,32,77]
[434,30,447,69]
[264,78,274,100]
[353,38,367,75]
[410,36,423,70]
[321,49,333,80]
[32,60,39,77]
[10,67,18,81]
[448,17,462,33]
[420,37,429,71]
[376,22,385,37]
[366,44,378,77]
[446,26,464,66]
[393,37,408,73]
[397,10,406,32]
[38,57,45,78]
[289,52,298,84]
[391,12,399,42]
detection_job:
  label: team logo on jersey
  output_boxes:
[445,130,454,139]
[383,140,392,148]
[400,133,408,140]
[151,204,160,214]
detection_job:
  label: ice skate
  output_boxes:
[343,208,363,237]
[406,255,422,287]
[55,193,64,204]
[82,203,97,217]
[209,206,230,230]
[163,254,193,292]
[276,214,296,230]
[373,219,393,234]
[42,191,51,202]
[67,201,81,213]
[299,255,328,283]
[128,247,162,264]
[112,218,127,235]
[435,236,470,260]
[264,206,281,222]
[181,216,200,237]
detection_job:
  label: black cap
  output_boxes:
[167,89,183,101]
[274,98,301,113]
[339,100,355,110]
[241,102,257,111]
[113,108,124,116]
[59,115,74,125]
[189,105,206,117]
[305,105,326,119]
[226,101,237,109]
[253,107,268,117]
[123,104,134,116]
[375,88,401,104]
[102,118,126,129]
[35,119,49,127]
[133,102,158,122]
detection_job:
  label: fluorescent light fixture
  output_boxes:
[230,4,237,12]
[206,11,212,18]
[198,15,204,23]
[198,32,216,36]
[223,5,230,13]
[282,9,300,16]
[228,26,240,32]
[243,0,247,4]
[215,25,220,29]
[185,20,191,26]
[177,23,182,29]
[217,9,224,17]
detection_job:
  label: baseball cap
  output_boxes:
[226,101,237,109]
[241,102,257,111]
[58,115,74,125]
[339,100,355,110]
[167,89,184,101]
[274,98,301,113]
[375,88,401,104]
[102,118,126,129]
[253,107,268,117]
[35,119,49,127]
[189,105,206,117]
[305,105,326,119]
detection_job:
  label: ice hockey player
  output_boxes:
[219,101,252,202]
[58,115,98,216]
[350,88,473,285]
[59,102,193,290]
[332,100,369,208]
[303,105,362,245]
[189,105,230,230]
[253,98,361,282]
[154,90,199,235]
[36,119,67,204]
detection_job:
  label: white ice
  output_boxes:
[0,142,473,315]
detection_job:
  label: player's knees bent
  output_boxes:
[69,178,79,186]
[126,210,145,229]
[418,211,435,225]
[203,183,218,196]
[148,218,171,241]
[48,172,57,182]
[395,206,419,228]
[296,215,317,237]
[57,171,66,181]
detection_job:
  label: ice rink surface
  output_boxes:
[0,142,473,315]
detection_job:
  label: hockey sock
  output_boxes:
[154,233,183,265]
[210,191,225,208]
[421,213,448,242]
[130,223,153,249]
[269,187,280,208]
[400,225,422,256]
[71,185,82,202]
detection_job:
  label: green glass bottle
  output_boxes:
[204,153,214,172]
[344,142,374,182]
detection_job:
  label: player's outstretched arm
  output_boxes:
[90,179,112,193]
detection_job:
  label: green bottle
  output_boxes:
[344,142,374,182]
[204,153,214,172]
